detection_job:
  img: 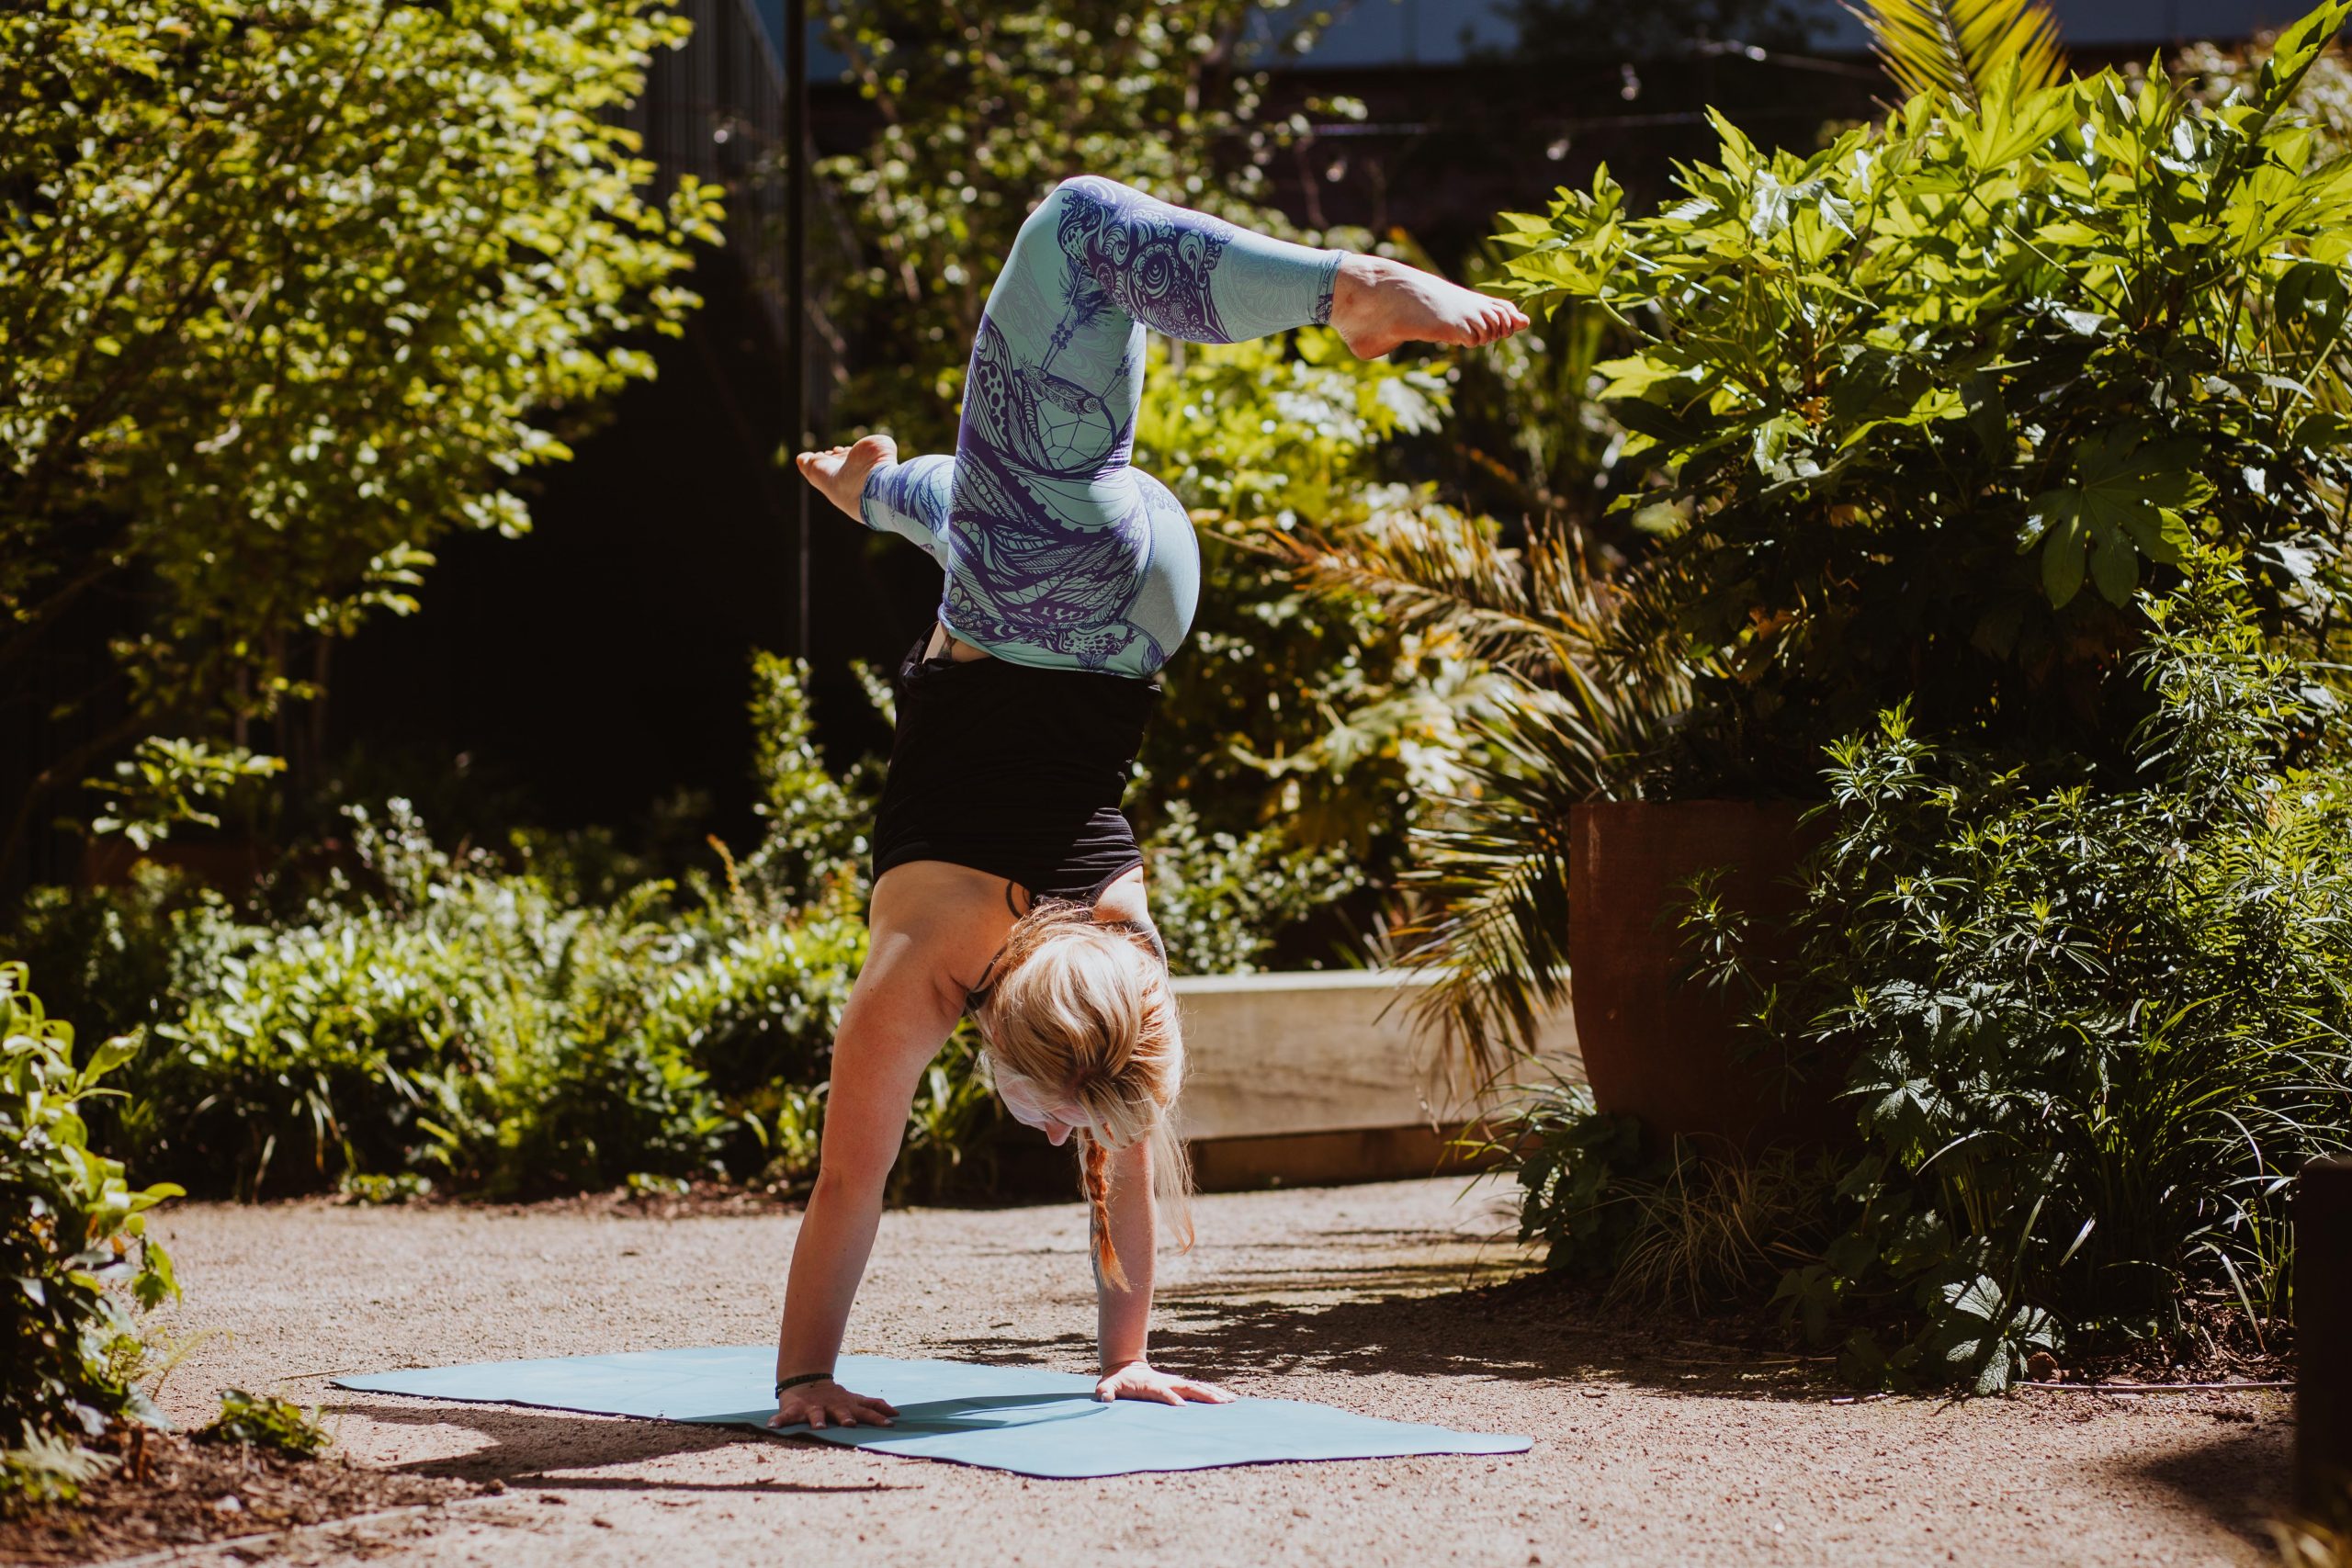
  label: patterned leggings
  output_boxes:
[856,176,1346,678]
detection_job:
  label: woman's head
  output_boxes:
[971,901,1190,1287]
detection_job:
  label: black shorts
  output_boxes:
[869,636,1160,905]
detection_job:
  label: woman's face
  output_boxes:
[988,1057,1085,1146]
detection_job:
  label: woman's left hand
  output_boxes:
[1094,1359,1235,1405]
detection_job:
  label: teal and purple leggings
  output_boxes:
[856,176,1346,679]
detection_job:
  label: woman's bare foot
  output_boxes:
[794,434,897,521]
[1328,255,1530,360]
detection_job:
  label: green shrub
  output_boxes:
[196,1391,330,1458]
[6,870,204,1056]
[1,0,723,883]
[112,801,853,1199]
[734,650,880,909]
[1498,1077,1833,1314]
[640,910,867,1188]
[894,1032,1011,1205]
[1,964,178,1506]
[1688,553,2352,1389]
[1142,801,1365,975]
[1492,0,2352,791]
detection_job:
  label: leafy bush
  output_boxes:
[1,964,178,1507]
[1143,802,1364,975]
[11,660,876,1201]
[196,1391,331,1459]
[1498,1077,1832,1314]
[99,793,869,1200]
[1688,554,2352,1389]
[1491,0,2352,791]
[1,0,723,879]
[94,809,718,1197]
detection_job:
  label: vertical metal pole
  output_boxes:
[786,0,809,663]
[2299,1157,2352,1517]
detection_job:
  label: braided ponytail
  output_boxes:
[974,901,1190,1292]
[1081,1133,1123,1290]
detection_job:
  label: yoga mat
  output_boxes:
[334,1348,1531,1479]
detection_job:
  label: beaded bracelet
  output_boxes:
[774,1371,832,1397]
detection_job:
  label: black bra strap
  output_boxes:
[966,946,1007,1012]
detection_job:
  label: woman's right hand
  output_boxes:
[767,1380,899,1430]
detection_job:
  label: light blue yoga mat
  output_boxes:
[334,1348,1530,1479]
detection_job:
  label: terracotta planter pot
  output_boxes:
[1567,799,1841,1154]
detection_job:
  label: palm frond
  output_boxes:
[1394,697,1591,1069]
[1267,506,1611,681]
[1277,507,1690,1072]
[1851,0,2068,110]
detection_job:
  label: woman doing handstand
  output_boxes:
[774,175,1528,1428]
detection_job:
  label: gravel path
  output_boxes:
[141,1178,2287,1567]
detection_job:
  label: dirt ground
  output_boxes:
[104,1177,2288,1568]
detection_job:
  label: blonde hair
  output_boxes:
[972,902,1192,1290]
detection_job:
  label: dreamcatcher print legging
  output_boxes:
[856,175,1346,679]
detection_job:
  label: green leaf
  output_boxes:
[2087,517,2139,604]
[134,1243,179,1311]
[2041,509,2088,606]
[2120,509,2192,567]
[84,1033,140,1082]
[1961,371,2009,458]
[1859,0,2069,110]
[1595,355,1697,401]
[1632,499,1692,537]
[1751,412,1810,474]
[2262,1,2352,116]
[2026,432,2211,606]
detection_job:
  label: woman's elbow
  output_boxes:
[810,1143,896,1206]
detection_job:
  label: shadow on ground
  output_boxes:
[2123,1416,2295,1552]
[326,1400,914,1494]
[934,1241,1845,1404]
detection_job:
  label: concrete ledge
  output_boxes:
[1169,968,1581,1168]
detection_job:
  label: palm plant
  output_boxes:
[1272,512,1689,1068]
[1851,0,2067,107]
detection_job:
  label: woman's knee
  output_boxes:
[1029,175,1136,233]
[1015,177,1081,253]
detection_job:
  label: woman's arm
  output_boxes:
[1094,1136,1157,1371]
[771,886,987,1429]
[860,451,956,570]
[1091,1134,1233,1406]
